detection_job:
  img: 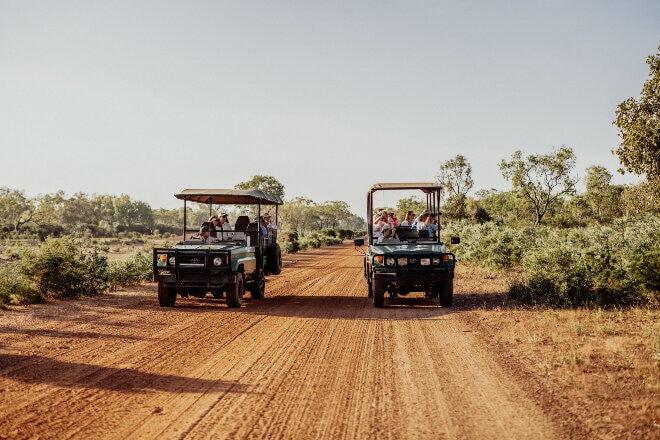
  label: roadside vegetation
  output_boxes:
[1,47,659,312]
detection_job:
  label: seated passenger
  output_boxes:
[400,210,415,226]
[378,224,396,243]
[208,216,219,238]
[427,213,439,239]
[216,212,234,240]
[373,210,391,239]
[196,225,213,244]
[412,209,431,230]
[263,213,278,234]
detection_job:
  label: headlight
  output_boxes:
[397,257,408,266]
[213,257,224,267]
[421,258,430,266]
[385,257,395,266]
[168,256,176,266]
[374,256,384,266]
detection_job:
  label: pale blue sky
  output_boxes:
[1,1,659,215]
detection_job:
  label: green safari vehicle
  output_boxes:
[354,183,459,308]
[153,189,283,308]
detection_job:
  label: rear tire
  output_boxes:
[373,279,385,308]
[158,283,177,307]
[268,244,282,275]
[226,273,245,308]
[249,270,265,299]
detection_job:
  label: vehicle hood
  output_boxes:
[370,243,447,254]
[172,242,251,252]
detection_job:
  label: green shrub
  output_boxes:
[283,241,300,254]
[0,263,42,307]
[20,236,109,299]
[107,250,153,290]
[300,233,322,249]
[445,217,660,307]
[337,229,354,240]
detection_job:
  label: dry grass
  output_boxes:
[455,264,659,439]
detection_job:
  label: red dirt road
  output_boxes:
[0,243,562,439]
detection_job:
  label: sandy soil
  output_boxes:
[0,242,627,439]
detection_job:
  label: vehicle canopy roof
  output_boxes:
[369,182,443,193]
[175,189,284,205]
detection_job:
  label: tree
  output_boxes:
[113,194,153,229]
[584,165,622,222]
[436,155,474,220]
[613,46,660,195]
[279,197,318,236]
[499,146,577,224]
[315,201,352,229]
[0,187,33,232]
[395,196,426,219]
[474,189,532,225]
[234,175,285,199]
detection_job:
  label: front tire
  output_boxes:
[373,279,385,308]
[226,272,245,308]
[158,283,177,307]
[440,280,453,307]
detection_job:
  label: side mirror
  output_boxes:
[354,238,365,246]
[451,236,460,245]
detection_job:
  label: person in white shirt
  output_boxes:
[400,210,415,226]
[412,210,431,230]
[373,210,390,239]
[216,213,234,240]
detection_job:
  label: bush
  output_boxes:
[20,236,110,299]
[445,217,660,307]
[0,263,42,307]
[107,250,153,290]
[337,229,354,240]
[283,241,300,254]
[300,234,322,249]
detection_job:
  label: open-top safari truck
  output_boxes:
[354,182,459,308]
[153,189,283,308]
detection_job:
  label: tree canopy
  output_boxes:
[234,175,285,199]
[499,146,577,224]
[436,155,474,220]
[613,46,660,195]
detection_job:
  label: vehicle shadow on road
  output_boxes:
[239,294,457,320]
[0,353,254,395]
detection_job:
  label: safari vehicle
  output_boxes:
[153,189,283,308]
[354,183,459,308]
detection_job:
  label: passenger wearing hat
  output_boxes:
[263,212,278,233]
[253,216,269,237]
[412,209,431,230]
[208,215,219,238]
[217,212,233,240]
[373,210,392,239]
[377,223,395,243]
[198,225,212,244]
